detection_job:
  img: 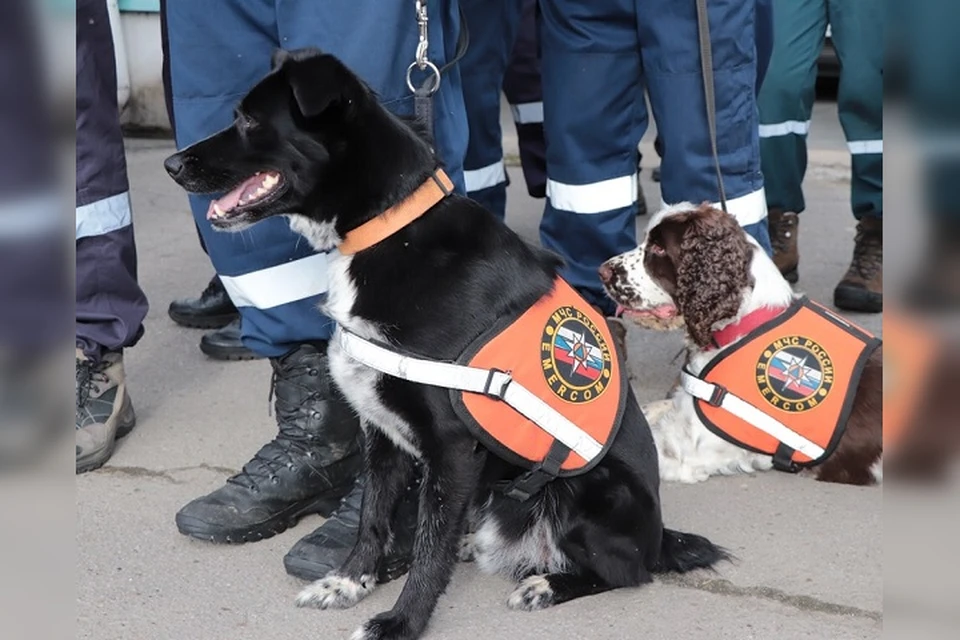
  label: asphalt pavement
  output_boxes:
[77,99,882,640]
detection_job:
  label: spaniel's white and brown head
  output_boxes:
[600,203,781,348]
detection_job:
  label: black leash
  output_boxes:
[694,0,728,214]
[408,0,470,133]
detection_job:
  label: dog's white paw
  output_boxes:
[459,533,476,562]
[295,573,375,610]
[508,575,555,611]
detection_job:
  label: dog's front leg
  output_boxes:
[352,434,483,640]
[296,428,416,610]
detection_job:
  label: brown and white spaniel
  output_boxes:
[600,203,882,486]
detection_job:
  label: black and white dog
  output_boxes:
[165,49,727,640]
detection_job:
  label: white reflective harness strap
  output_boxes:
[680,370,826,460]
[336,328,604,463]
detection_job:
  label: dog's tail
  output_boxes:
[652,528,731,574]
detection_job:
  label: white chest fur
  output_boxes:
[322,251,423,459]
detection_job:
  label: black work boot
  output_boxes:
[284,471,421,583]
[175,343,362,543]
[199,318,262,361]
[168,275,239,329]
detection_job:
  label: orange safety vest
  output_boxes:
[689,297,881,470]
[335,276,626,500]
[453,277,626,485]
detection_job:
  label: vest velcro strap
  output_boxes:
[772,443,800,473]
[496,441,570,501]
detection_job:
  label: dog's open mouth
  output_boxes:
[206,171,286,222]
[617,304,679,322]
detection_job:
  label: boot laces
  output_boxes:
[200,277,223,300]
[851,226,882,279]
[76,359,108,426]
[229,361,323,491]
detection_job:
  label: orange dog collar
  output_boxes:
[338,170,455,255]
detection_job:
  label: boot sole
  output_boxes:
[834,286,882,313]
[168,309,238,330]
[175,489,348,544]
[283,547,411,584]
[198,340,263,361]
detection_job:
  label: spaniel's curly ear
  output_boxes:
[674,207,754,347]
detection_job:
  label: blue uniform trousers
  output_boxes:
[540,0,770,314]
[76,0,149,361]
[165,0,468,357]
[461,0,546,220]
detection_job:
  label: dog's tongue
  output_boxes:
[620,304,678,320]
[206,173,271,220]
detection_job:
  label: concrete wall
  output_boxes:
[116,12,168,132]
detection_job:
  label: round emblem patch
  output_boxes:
[541,306,613,404]
[756,335,835,413]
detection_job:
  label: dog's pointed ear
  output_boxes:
[279,51,359,119]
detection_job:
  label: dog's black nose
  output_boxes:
[164,154,184,178]
[598,262,614,284]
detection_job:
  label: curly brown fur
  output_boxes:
[651,205,753,347]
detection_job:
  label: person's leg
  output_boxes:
[502,0,547,201]
[641,0,771,255]
[755,0,825,281]
[539,0,645,316]
[159,0,248,353]
[75,0,149,473]
[459,0,523,219]
[755,0,775,93]
[829,0,883,312]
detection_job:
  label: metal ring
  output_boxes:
[406,60,441,95]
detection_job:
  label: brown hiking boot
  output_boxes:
[767,208,799,283]
[834,217,883,313]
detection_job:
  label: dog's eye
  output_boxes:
[648,243,666,256]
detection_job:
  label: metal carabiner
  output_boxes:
[415,0,429,70]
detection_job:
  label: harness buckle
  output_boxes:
[708,383,728,407]
[481,368,512,399]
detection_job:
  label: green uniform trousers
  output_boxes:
[758,0,883,219]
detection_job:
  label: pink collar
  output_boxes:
[712,306,788,348]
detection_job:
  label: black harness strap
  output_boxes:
[496,439,570,502]
[772,442,800,473]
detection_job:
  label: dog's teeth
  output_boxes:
[262,174,279,189]
[255,187,267,197]
[213,203,224,217]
